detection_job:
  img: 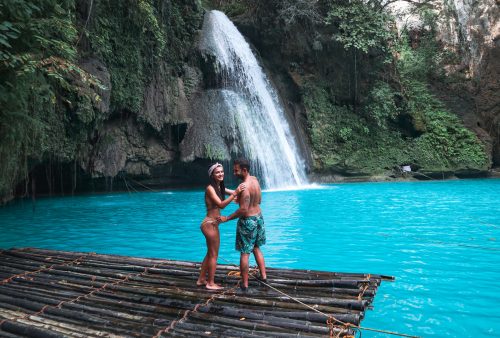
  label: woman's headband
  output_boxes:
[208,163,222,177]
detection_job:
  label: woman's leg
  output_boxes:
[201,223,222,290]
[197,254,208,286]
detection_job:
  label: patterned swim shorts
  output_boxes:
[236,213,266,254]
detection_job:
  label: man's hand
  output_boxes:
[217,215,228,223]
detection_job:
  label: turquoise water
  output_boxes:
[1,179,499,337]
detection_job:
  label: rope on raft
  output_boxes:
[152,268,254,337]
[0,254,163,328]
[251,271,420,338]
[1,250,94,285]
[0,249,415,337]
[215,258,419,338]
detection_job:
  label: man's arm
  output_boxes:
[220,190,250,222]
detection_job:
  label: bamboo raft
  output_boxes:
[0,248,393,337]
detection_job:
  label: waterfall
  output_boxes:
[199,10,308,189]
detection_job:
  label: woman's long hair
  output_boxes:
[210,173,225,201]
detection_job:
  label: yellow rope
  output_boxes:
[245,269,420,338]
[227,270,241,277]
[218,257,418,337]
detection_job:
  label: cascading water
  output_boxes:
[199,10,308,189]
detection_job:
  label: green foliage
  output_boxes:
[276,0,321,28]
[301,1,488,175]
[0,0,204,199]
[303,71,488,174]
[203,0,252,17]
[413,110,488,171]
[391,14,488,172]
[325,0,394,55]
[365,81,401,128]
[88,0,202,112]
[303,81,410,174]
[0,0,108,197]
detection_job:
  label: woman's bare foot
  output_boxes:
[205,283,224,290]
[196,280,207,286]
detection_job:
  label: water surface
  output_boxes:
[1,179,499,337]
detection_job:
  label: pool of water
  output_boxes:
[1,179,499,337]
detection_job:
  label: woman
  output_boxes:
[197,162,245,290]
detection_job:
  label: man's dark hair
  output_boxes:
[234,158,250,171]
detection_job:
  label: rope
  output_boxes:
[357,275,371,301]
[0,260,162,327]
[0,251,417,337]
[152,270,244,337]
[1,252,94,285]
[240,267,420,338]
[123,176,132,195]
[127,177,158,193]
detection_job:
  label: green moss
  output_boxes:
[0,0,204,198]
[204,144,227,160]
[88,0,203,112]
[203,0,251,17]
[0,0,83,196]
[300,2,488,176]
[303,77,488,175]
[303,81,410,174]
[412,110,488,171]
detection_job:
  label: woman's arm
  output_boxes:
[207,184,244,209]
[226,183,245,196]
[218,189,250,223]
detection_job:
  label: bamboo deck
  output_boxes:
[0,248,393,337]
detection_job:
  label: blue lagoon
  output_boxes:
[1,179,499,337]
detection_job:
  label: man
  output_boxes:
[218,158,267,291]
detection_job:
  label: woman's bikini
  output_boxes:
[201,190,220,230]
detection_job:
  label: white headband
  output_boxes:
[208,163,222,177]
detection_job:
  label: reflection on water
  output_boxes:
[1,179,499,337]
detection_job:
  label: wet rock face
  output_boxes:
[391,0,500,166]
[180,90,243,163]
[438,0,499,77]
[92,118,175,178]
[440,0,500,166]
[83,61,202,183]
[79,58,111,115]
[140,65,201,132]
[476,43,500,165]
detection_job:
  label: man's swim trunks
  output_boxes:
[236,213,266,254]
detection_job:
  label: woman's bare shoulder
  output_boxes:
[206,185,217,196]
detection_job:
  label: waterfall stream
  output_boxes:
[199,10,308,189]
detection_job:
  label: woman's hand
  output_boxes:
[235,183,246,195]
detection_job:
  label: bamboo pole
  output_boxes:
[0,248,390,338]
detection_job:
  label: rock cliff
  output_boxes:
[2,0,499,202]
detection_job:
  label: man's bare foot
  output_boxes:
[196,280,207,286]
[206,283,224,290]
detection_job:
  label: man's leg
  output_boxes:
[253,246,267,280]
[240,253,250,288]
